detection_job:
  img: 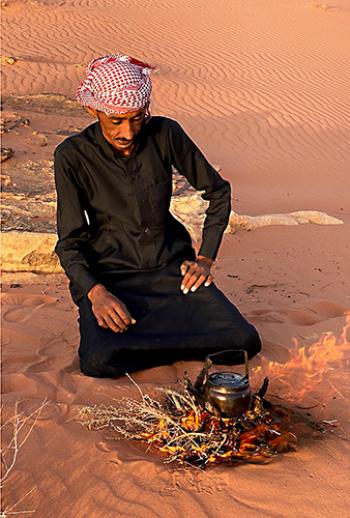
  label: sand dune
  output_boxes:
[1,0,350,516]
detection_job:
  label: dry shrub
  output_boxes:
[78,376,297,468]
[1,400,48,517]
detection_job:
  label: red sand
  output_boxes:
[1,0,350,516]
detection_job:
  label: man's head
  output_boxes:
[76,53,155,154]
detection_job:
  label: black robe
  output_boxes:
[54,116,261,376]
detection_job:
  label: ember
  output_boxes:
[79,376,297,468]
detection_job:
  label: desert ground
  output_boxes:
[1,0,350,516]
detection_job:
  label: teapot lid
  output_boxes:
[208,372,249,389]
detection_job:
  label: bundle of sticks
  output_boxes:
[79,377,297,468]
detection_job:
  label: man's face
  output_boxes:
[87,107,146,156]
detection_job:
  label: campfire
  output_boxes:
[79,381,297,467]
[79,350,298,468]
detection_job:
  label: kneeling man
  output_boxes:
[54,54,261,377]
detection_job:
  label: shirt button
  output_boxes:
[144,227,150,233]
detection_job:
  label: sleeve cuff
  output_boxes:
[68,264,99,298]
[198,231,225,261]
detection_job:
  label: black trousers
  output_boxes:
[78,259,261,378]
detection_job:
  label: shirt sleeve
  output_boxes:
[54,146,99,297]
[167,120,231,260]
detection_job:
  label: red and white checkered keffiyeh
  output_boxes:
[76,54,155,115]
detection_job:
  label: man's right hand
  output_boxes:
[87,283,136,333]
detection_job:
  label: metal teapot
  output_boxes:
[188,349,252,418]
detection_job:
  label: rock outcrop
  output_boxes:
[1,165,343,273]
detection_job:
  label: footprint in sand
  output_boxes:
[285,300,348,325]
[1,292,58,323]
[30,401,68,421]
[249,310,285,324]
[2,399,65,423]
[94,438,150,466]
[249,300,347,326]
[1,372,37,395]
[96,441,115,454]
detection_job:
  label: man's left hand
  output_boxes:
[180,255,214,294]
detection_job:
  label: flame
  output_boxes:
[252,312,350,402]
[180,410,200,430]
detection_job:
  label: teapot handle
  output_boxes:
[205,349,249,382]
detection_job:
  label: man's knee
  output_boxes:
[79,347,114,378]
[80,359,109,378]
[239,324,262,359]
